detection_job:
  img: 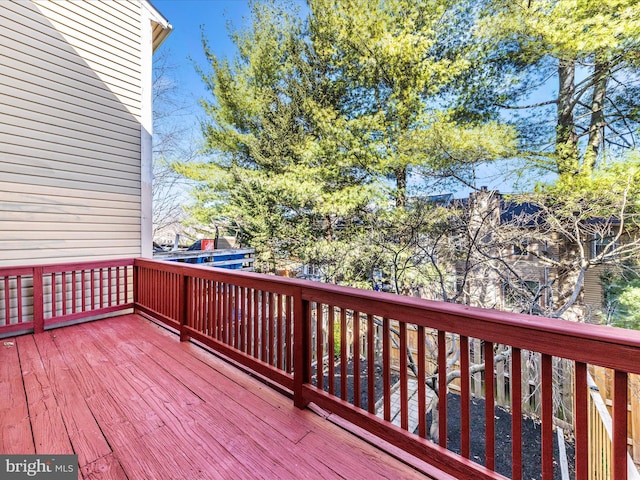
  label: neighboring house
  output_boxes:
[0,0,171,266]
[456,188,630,322]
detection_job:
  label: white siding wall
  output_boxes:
[0,0,148,266]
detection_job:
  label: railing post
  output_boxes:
[33,267,44,334]
[179,274,190,342]
[132,262,138,310]
[293,289,310,408]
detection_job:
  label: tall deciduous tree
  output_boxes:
[476,0,640,177]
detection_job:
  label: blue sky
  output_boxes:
[153,0,253,126]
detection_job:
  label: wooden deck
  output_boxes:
[0,314,433,479]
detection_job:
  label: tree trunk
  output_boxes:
[585,60,609,173]
[395,166,407,208]
[556,58,579,175]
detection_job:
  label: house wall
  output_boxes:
[0,0,163,266]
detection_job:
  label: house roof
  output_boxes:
[500,199,542,227]
[142,0,172,52]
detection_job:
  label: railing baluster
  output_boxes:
[33,267,43,333]
[328,306,335,395]
[3,276,9,326]
[460,335,470,458]
[81,270,87,312]
[107,267,112,306]
[367,314,376,414]
[437,330,447,448]
[353,311,361,409]
[90,269,95,310]
[239,286,246,352]
[222,282,228,343]
[512,347,523,480]
[574,362,587,480]
[51,272,57,318]
[247,288,254,357]
[613,370,628,480]
[124,265,129,304]
[541,353,553,480]
[116,266,121,305]
[286,295,292,373]
[275,293,280,365]
[71,270,77,313]
[485,340,495,470]
[269,292,275,365]
[253,289,259,358]
[417,325,426,438]
[261,290,267,361]
[233,285,239,348]
[99,268,104,309]
[340,307,347,401]
[61,271,67,315]
[399,321,408,430]
[211,279,215,336]
[16,275,22,324]
[316,302,323,390]
[383,317,390,421]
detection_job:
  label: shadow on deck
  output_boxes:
[0,314,435,479]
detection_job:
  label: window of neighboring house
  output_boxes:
[592,234,617,259]
[503,280,541,309]
[512,239,530,256]
[304,264,321,280]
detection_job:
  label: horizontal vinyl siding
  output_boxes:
[0,0,145,265]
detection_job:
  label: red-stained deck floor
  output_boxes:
[0,314,435,479]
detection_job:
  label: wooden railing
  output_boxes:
[4,257,640,479]
[133,258,640,480]
[0,259,134,335]
[134,258,296,391]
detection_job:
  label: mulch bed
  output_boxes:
[427,392,576,480]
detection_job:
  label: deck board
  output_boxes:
[17,335,72,454]
[0,338,34,454]
[0,314,433,479]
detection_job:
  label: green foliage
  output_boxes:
[603,271,640,330]
[177,0,640,314]
[309,0,517,203]
[533,155,640,223]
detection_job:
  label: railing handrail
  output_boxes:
[0,258,135,275]
[134,258,640,375]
